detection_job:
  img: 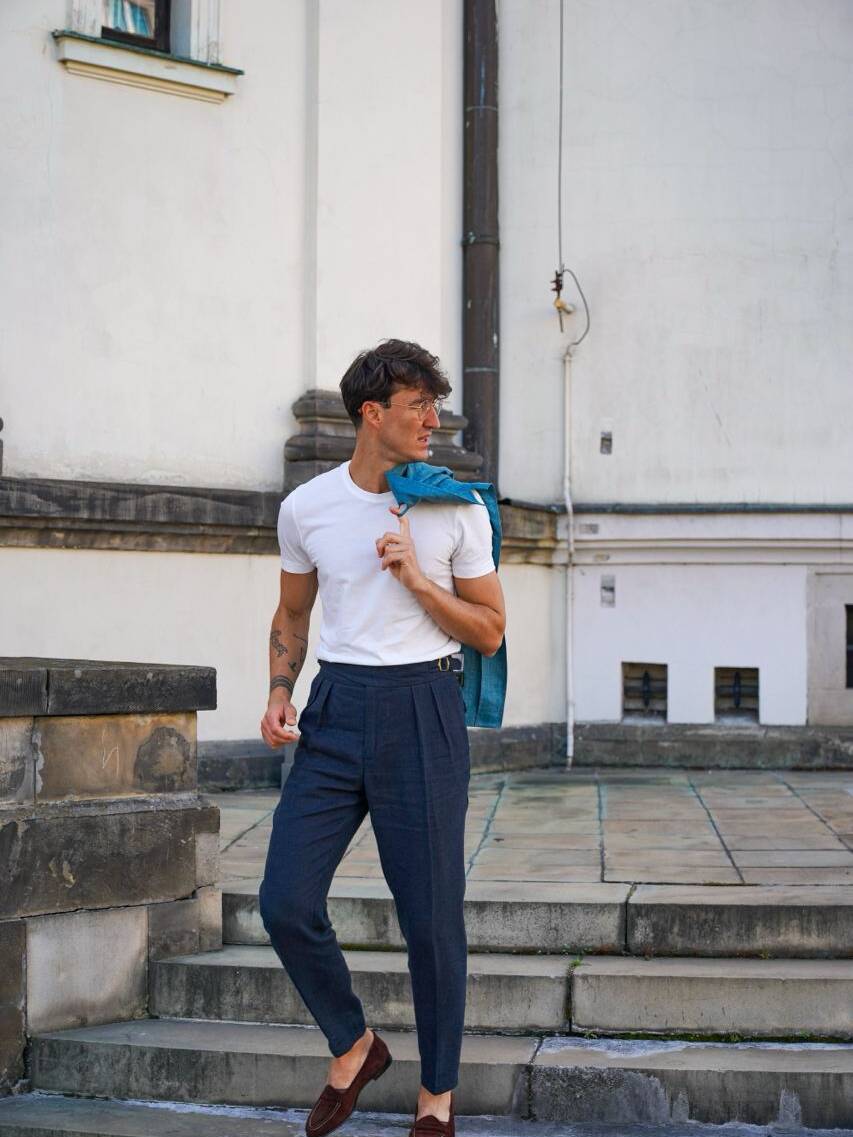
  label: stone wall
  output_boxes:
[0,657,220,1096]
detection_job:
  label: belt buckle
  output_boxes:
[437,656,450,671]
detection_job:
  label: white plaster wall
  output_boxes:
[1,0,307,489]
[1,0,463,487]
[309,0,463,408]
[571,562,808,725]
[499,0,853,505]
[0,545,558,737]
[500,561,566,726]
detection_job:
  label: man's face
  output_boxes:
[367,382,443,462]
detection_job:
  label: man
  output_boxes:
[258,338,506,1137]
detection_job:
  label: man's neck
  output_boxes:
[348,446,402,495]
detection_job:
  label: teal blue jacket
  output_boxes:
[385,461,507,728]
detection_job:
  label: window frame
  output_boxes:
[100,0,171,54]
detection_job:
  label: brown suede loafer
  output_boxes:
[305,1030,392,1137]
[408,1092,455,1136]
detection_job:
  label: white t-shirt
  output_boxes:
[277,461,495,665]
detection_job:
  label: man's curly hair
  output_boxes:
[339,338,452,428]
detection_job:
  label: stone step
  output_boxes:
[28,1020,534,1116]
[628,885,853,958]
[26,1020,853,1128]
[572,956,853,1040]
[5,1091,837,1137]
[529,1036,853,1129]
[223,878,853,959]
[222,878,629,954]
[151,946,571,1032]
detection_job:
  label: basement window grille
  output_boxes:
[622,662,667,720]
[847,606,853,689]
[714,666,759,721]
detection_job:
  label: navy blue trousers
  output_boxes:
[258,657,471,1094]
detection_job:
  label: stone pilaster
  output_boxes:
[284,389,485,491]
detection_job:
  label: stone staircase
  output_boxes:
[5,879,853,1134]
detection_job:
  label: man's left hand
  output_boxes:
[376,506,427,592]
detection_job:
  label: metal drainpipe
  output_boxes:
[462,0,499,490]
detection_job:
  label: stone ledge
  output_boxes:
[0,658,216,717]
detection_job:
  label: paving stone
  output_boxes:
[7,1091,839,1137]
[571,956,853,1039]
[628,885,853,957]
[529,1036,853,1128]
[29,1020,537,1115]
[151,946,571,1032]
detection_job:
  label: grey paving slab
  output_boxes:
[1,1093,851,1137]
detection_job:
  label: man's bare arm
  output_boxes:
[260,569,318,748]
[410,571,505,657]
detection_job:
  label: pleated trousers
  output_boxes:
[258,656,471,1094]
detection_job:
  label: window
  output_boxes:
[622,662,667,720]
[847,606,853,689]
[101,0,170,54]
[714,667,759,722]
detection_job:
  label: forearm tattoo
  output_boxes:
[270,629,288,657]
[270,674,294,697]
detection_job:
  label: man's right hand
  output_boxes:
[260,694,300,748]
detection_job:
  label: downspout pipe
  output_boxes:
[462,0,499,490]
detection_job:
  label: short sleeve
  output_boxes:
[277,493,314,574]
[451,490,496,579]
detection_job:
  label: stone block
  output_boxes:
[34,713,196,800]
[629,884,853,957]
[194,805,221,888]
[148,887,222,961]
[25,907,147,1033]
[197,886,223,952]
[0,920,26,1096]
[0,803,210,919]
[29,1020,536,1114]
[0,720,34,807]
[0,658,216,717]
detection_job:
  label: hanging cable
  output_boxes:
[552,0,590,347]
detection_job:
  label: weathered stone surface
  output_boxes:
[574,721,853,769]
[151,945,570,1032]
[34,713,196,800]
[148,887,222,961]
[29,1020,536,1114]
[0,720,34,807]
[0,658,216,718]
[571,956,853,1039]
[0,803,211,919]
[25,907,147,1033]
[629,884,853,958]
[195,806,221,888]
[199,739,287,791]
[222,878,628,954]
[0,921,25,1096]
[529,1036,853,1128]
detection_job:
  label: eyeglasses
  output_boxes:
[381,396,447,418]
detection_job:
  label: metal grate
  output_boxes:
[622,662,667,719]
[714,666,759,721]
